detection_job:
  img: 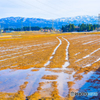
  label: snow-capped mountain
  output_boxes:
[55,15,98,25]
[0,15,98,29]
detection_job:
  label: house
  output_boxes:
[97,27,100,31]
[74,26,80,31]
[0,29,3,33]
[41,29,52,32]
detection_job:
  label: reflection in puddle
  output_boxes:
[0,68,31,93]
[0,64,99,98]
[74,70,100,100]
[73,71,94,90]
[0,67,76,97]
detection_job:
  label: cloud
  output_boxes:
[0,0,100,19]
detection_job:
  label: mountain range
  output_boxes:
[0,15,98,29]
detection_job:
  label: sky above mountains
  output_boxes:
[0,0,100,19]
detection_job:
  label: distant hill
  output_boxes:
[0,15,98,29]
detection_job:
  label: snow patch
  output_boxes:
[83,39,100,45]
[83,58,100,68]
[44,37,62,67]
[62,37,70,68]
[75,48,100,62]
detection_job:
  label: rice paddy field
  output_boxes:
[0,31,100,100]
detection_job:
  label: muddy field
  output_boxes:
[0,32,100,100]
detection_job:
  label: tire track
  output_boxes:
[62,37,70,69]
[44,37,62,67]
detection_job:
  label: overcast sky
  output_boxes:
[0,0,100,19]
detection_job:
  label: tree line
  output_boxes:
[61,24,99,32]
[4,26,52,31]
[3,24,99,32]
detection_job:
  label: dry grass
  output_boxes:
[42,75,58,80]
[19,81,28,90]
[45,69,63,73]
[67,81,75,88]
[31,69,39,72]
[46,37,67,68]
[0,35,59,70]
[0,32,100,99]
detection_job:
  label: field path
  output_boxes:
[44,37,69,68]
[44,37,62,67]
[38,37,75,97]
[1,34,100,99]
[62,37,70,69]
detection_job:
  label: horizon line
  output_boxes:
[0,15,98,20]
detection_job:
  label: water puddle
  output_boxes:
[73,71,94,90]
[0,66,76,97]
[73,70,100,99]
